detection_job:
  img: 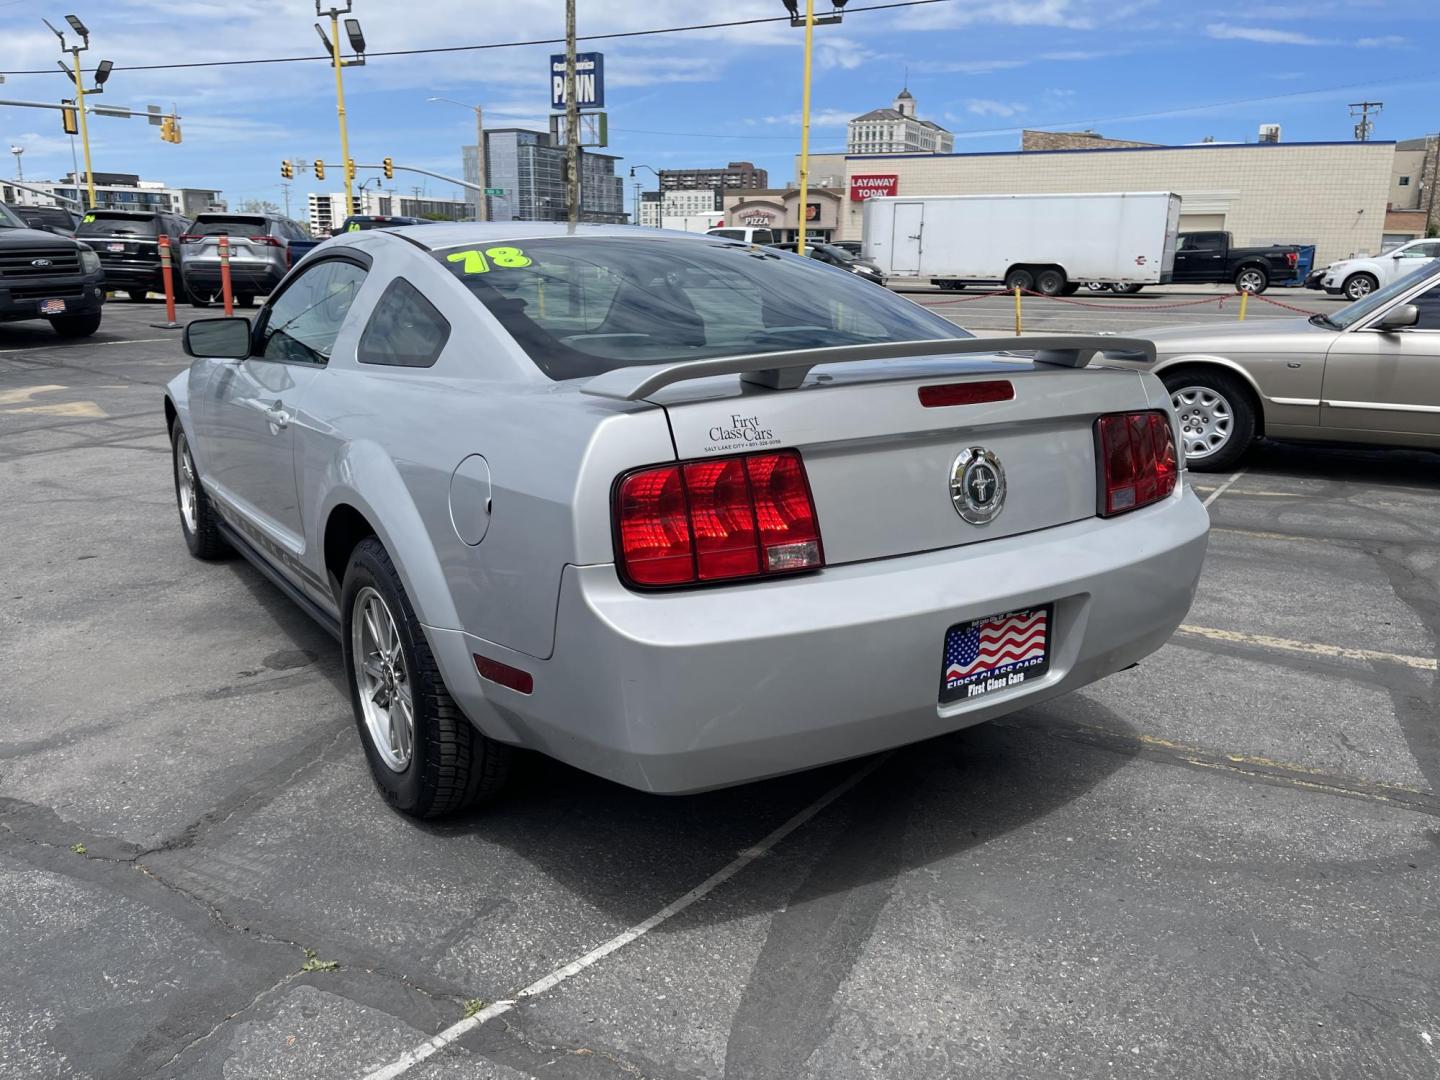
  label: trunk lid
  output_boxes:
[646,359,1152,565]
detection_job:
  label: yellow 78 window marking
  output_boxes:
[446,246,534,274]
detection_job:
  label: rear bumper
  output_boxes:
[182,263,284,294]
[428,486,1210,793]
[98,263,164,290]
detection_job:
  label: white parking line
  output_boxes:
[1177,624,1436,671]
[361,753,890,1080]
[1201,468,1247,508]
[0,337,172,354]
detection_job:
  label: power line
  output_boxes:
[0,0,957,77]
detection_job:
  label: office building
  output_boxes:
[2,173,224,218]
[462,129,626,224]
[306,190,475,237]
[846,89,953,155]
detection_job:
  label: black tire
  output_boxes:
[49,313,101,338]
[1060,283,1081,296]
[1161,368,1257,473]
[171,424,230,559]
[236,293,256,309]
[125,288,148,303]
[1234,266,1269,294]
[1004,267,1035,292]
[341,536,512,818]
[188,289,211,308]
[1085,282,1111,292]
[1034,267,1067,296]
[935,280,965,292]
[1343,273,1378,301]
[1112,284,1143,295]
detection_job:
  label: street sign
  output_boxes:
[483,187,505,196]
[147,104,163,126]
[550,52,604,109]
[549,111,608,148]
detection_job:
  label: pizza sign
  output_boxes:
[850,174,899,201]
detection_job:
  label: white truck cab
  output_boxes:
[1323,238,1440,300]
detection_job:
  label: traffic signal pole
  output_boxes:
[327,11,355,217]
[70,48,96,208]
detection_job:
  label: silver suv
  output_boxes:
[180,212,313,308]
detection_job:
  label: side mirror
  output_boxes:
[1375,304,1419,332]
[183,316,252,359]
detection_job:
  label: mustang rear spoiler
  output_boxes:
[580,335,1156,402]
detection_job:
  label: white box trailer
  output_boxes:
[862,191,1182,294]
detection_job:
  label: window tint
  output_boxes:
[435,236,968,380]
[78,212,157,237]
[357,277,451,367]
[1179,233,1221,253]
[752,229,775,245]
[190,215,268,237]
[258,259,366,364]
[708,229,742,240]
[1411,284,1440,330]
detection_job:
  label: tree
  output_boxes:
[236,198,280,214]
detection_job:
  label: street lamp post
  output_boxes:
[43,15,112,210]
[428,97,488,222]
[9,145,22,182]
[783,0,846,257]
[315,2,367,218]
[630,164,660,227]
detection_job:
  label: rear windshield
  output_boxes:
[434,236,969,381]
[19,207,76,229]
[190,216,268,236]
[78,212,157,236]
[342,217,420,231]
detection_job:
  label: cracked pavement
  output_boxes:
[1,301,1437,1079]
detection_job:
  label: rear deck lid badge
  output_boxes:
[950,447,1006,525]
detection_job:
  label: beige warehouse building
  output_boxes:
[725,140,1396,265]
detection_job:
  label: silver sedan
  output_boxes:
[163,224,1208,816]
[1108,260,1440,471]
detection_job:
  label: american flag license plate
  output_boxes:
[939,605,1052,704]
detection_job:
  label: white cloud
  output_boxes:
[960,99,1028,118]
[1205,22,1330,45]
[1356,35,1406,47]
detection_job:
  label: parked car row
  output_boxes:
[704,226,889,285]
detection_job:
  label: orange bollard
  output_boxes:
[150,234,183,330]
[219,235,234,317]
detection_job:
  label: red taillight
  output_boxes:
[918,380,1014,408]
[474,654,533,694]
[615,450,823,587]
[1285,251,1298,267]
[1096,411,1178,517]
[249,235,282,246]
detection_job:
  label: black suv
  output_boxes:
[6,204,81,237]
[0,202,106,338]
[76,208,190,302]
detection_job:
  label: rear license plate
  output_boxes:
[939,604,1052,704]
[106,242,125,252]
[39,298,66,315]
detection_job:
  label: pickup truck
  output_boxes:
[0,201,106,337]
[1171,230,1305,294]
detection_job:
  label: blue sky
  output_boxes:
[1,0,1436,216]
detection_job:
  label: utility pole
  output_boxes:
[427,98,488,222]
[316,3,367,217]
[796,0,816,257]
[565,0,579,227]
[281,181,292,219]
[1349,100,1382,142]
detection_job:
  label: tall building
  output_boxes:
[637,188,728,227]
[658,161,767,193]
[462,129,626,224]
[846,88,953,155]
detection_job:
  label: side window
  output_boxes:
[753,229,775,245]
[357,277,451,368]
[1180,234,1220,253]
[258,259,367,365]
[1411,284,1440,330]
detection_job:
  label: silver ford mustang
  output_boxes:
[163,224,1209,817]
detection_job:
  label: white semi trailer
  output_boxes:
[862,191,1182,295]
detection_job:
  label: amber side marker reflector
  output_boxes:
[474,654,534,694]
[918,380,1015,408]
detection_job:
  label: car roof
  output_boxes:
[389,222,723,251]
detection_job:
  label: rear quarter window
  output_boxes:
[357,277,451,368]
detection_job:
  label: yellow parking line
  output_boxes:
[1177,624,1436,671]
[0,384,67,405]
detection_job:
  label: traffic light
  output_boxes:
[281,160,294,180]
[345,158,356,182]
[61,103,79,135]
[159,116,182,143]
[314,159,326,181]
[382,157,393,180]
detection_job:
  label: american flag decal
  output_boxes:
[943,608,1049,690]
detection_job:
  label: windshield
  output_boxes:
[0,204,25,229]
[78,212,157,237]
[435,236,969,381]
[1328,260,1440,329]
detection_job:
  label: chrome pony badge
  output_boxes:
[949,447,1006,525]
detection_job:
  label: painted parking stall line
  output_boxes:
[1201,468,1247,508]
[362,753,891,1080]
[1176,624,1437,672]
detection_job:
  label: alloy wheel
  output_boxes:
[1171,386,1234,460]
[1237,270,1265,293]
[174,431,198,533]
[351,586,414,772]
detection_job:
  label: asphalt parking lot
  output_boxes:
[2,293,1437,1080]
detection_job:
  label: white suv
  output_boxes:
[1322,238,1440,300]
